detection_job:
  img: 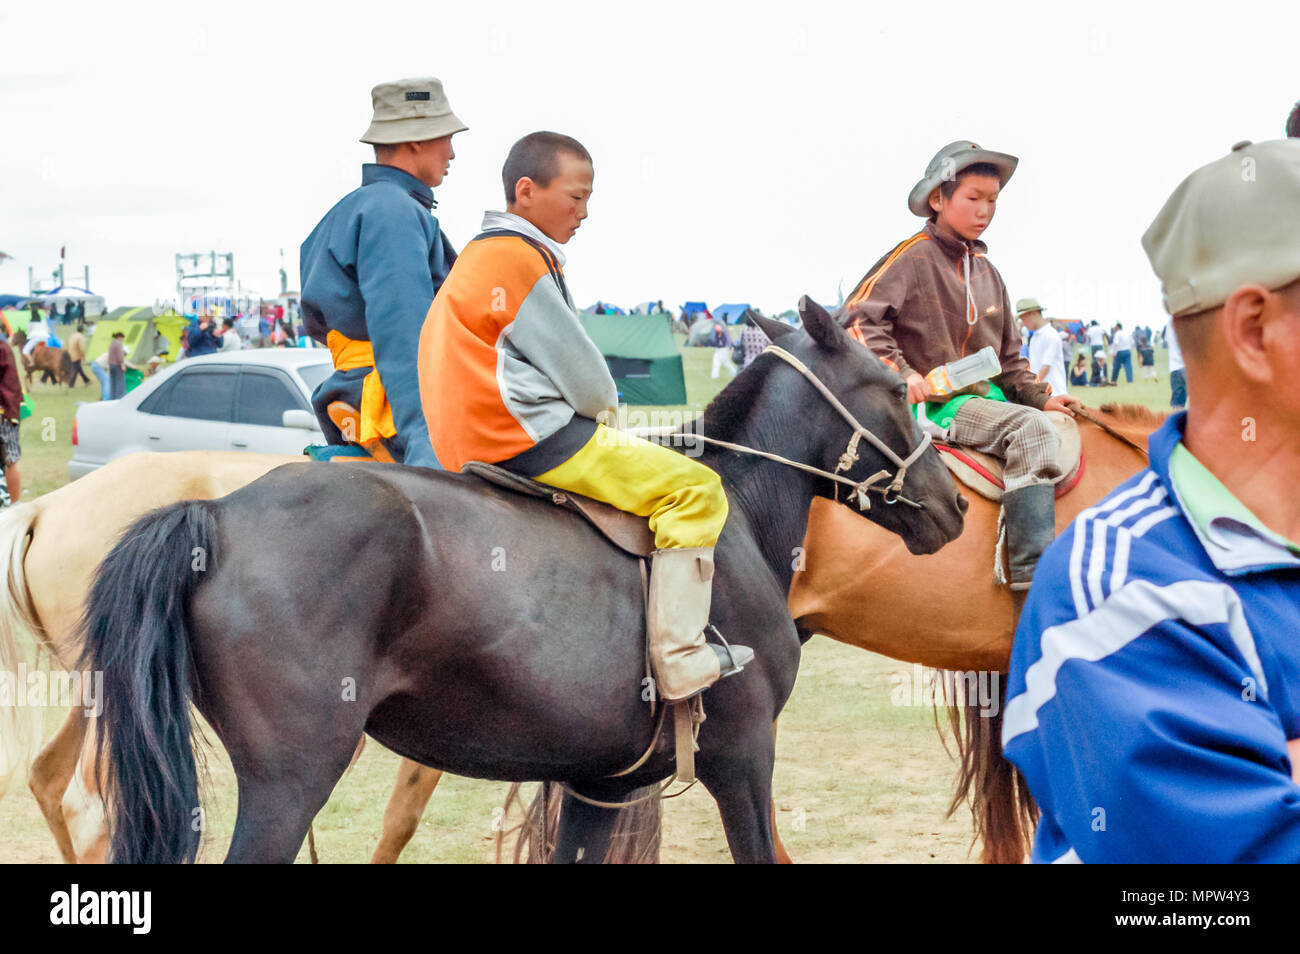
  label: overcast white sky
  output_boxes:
[2,0,1296,330]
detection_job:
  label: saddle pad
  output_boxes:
[936,411,1084,502]
[462,461,655,558]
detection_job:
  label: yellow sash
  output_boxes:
[325,330,397,445]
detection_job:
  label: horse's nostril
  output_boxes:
[956,493,969,515]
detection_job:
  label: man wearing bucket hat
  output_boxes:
[842,141,1081,594]
[1016,297,1069,400]
[1003,139,1300,863]
[299,77,467,466]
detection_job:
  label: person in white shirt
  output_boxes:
[1016,298,1069,398]
[1110,322,1134,383]
[220,318,243,352]
[1085,320,1109,384]
[22,316,49,356]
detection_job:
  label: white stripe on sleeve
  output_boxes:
[1004,578,1265,746]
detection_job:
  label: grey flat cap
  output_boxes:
[908,140,1018,217]
[360,77,467,145]
[1142,138,1300,316]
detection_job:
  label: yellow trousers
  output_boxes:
[535,424,728,549]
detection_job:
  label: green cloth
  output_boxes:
[1169,443,1300,554]
[916,382,1007,431]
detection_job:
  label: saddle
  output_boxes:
[465,462,704,782]
[462,461,655,558]
[318,403,655,557]
[934,410,1084,502]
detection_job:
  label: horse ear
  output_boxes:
[753,314,795,343]
[799,295,847,350]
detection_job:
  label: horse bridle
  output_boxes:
[687,345,933,511]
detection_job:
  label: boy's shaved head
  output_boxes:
[503,131,592,205]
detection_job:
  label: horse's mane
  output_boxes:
[1096,402,1170,428]
[695,357,771,440]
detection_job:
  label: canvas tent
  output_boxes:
[714,303,752,324]
[580,313,686,406]
[581,301,626,316]
[39,286,107,317]
[85,307,188,362]
[687,318,726,346]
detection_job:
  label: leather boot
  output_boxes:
[647,547,755,702]
[1002,483,1057,592]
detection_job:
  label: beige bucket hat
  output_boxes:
[359,77,467,145]
[1015,297,1045,316]
[908,140,1019,217]
[1142,139,1300,316]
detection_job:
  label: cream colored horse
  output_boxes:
[0,451,300,862]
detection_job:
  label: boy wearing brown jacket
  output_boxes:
[843,141,1080,591]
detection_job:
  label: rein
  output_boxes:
[685,346,932,511]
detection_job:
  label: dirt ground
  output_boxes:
[0,637,977,864]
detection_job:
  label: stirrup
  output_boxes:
[707,625,754,678]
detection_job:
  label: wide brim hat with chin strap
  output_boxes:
[359,77,468,145]
[907,140,1019,217]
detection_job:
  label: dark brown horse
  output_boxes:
[78,299,966,863]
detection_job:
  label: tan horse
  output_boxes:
[3,407,1157,863]
[790,404,1160,863]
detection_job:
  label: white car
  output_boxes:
[69,350,334,480]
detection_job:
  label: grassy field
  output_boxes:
[0,340,1175,863]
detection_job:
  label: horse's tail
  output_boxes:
[0,501,44,801]
[78,500,216,864]
[943,677,1037,864]
[499,781,663,864]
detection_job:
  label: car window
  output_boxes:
[158,369,236,422]
[235,369,306,427]
[296,362,333,395]
[137,378,173,415]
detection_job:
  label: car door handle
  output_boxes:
[232,440,248,448]
[148,434,161,441]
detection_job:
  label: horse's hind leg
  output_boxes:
[225,733,364,863]
[28,708,88,864]
[371,759,444,864]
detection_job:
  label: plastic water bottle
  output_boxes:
[924,346,1002,397]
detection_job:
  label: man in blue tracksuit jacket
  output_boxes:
[1003,139,1300,863]
[299,76,466,467]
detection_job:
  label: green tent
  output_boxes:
[86,308,188,362]
[579,313,686,406]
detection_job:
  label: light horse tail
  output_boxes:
[500,781,663,864]
[79,500,216,864]
[943,682,1036,864]
[0,502,47,801]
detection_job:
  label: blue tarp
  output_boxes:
[714,303,752,324]
[0,295,27,309]
[681,301,708,317]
